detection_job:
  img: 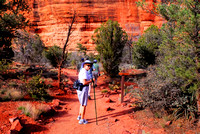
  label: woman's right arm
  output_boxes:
[82,79,92,85]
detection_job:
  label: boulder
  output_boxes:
[9,117,18,124]
[165,121,172,126]
[52,99,60,107]
[10,119,23,132]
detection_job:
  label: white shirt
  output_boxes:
[78,68,90,84]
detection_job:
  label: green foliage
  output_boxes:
[25,73,50,100]
[92,19,128,77]
[14,30,46,64]
[66,52,82,67]
[0,59,10,74]
[132,25,162,68]
[134,0,200,119]
[108,80,120,91]
[77,43,87,55]
[44,45,63,68]
[157,0,200,94]
[86,53,100,62]
[132,66,198,120]
[19,73,50,101]
[0,0,29,61]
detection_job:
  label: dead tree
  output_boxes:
[57,11,76,89]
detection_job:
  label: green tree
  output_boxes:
[0,0,29,61]
[132,25,162,68]
[157,0,200,94]
[136,0,200,118]
[44,45,63,68]
[92,19,128,77]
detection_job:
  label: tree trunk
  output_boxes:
[58,65,62,89]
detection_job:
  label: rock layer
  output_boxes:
[27,0,164,52]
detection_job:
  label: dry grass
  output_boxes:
[0,87,24,101]
[18,102,51,120]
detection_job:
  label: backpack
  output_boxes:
[73,80,83,91]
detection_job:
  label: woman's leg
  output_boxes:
[79,105,82,116]
[81,105,86,119]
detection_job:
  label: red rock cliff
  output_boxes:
[27,0,164,52]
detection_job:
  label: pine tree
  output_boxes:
[92,19,128,77]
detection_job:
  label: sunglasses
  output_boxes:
[86,65,91,67]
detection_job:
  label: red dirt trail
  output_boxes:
[44,69,165,134]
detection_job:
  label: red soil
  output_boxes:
[0,69,199,134]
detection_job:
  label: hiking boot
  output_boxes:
[83,119,88,124]
[79,119,88,124]
[88,96,92,100]
[77,116,81,120]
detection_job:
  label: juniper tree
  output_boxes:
[132,25,162,68]
[136,0,200,118]
[0,0,29,61]
[92,19,128,77]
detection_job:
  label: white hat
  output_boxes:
[83,60,93,66]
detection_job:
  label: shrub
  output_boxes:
[14,30,46,64]
[0,0,29,61]
[77,43,87,55]
[66,52,83,67]
[132,45,155,69]
[18,102,51,120]
[0,87,24,101]
[26,74,50,100]
[131,66,198,120]
[132,25,162,69]
[19,73,50,101]
[134,0,200,120]
[0,59,10,75]
[92,19,128,77]
[44,45,63,68]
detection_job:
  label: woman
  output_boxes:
[77,60,94,124]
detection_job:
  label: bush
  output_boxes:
[14,30,46,64]
[0,87,25,101]
[132,66,198,120]
[66,52,83,67]
[27,74,50,100]
[77,43,87,55]
[0,0,29,62]
[18,102,51,120]
[132,45,155,69]
[92,19,128,77]
[132,25,162,68]
[44,45,63,68]
[0,59,10,75]
[19,73,50,101]
[133,0,200,120]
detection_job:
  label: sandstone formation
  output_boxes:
[27,0,164,52]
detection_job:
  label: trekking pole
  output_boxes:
[92,80,98,125]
